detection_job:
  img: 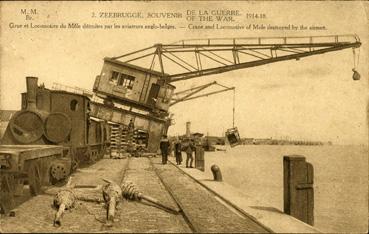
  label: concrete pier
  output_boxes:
[168,157,320,233]
[0,156,319,233]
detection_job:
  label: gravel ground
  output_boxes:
[0,157,191,233]
[103,157,191,233]
[0,158,129,233]
[0,156,270,233]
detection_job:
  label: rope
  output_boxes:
[353,48,356,68]
[357,48,360,69]
[211,82,236,128]
[353,47,360,70]
[232,89,235,128]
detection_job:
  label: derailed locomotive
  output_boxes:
[0,77,109,213]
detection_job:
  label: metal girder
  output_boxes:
[177,87,235,102]
[170,81,216,106]
[170,81,235,106]
[110,35,361,83]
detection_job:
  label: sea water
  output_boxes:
[202,145,368,233]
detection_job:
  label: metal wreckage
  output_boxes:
[0,35,361,223]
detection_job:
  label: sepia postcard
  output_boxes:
[0,1,368,233]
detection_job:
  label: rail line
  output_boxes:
[149,157,270,233]
[148,158,198,233]
[167,159,274,233]
[118,156,131,185]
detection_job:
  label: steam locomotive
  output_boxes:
[0,77,110,212]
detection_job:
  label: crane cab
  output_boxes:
[93,58,175,113]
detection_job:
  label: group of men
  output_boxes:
[159,135,196,168]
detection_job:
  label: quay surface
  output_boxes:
[168,157,320,233]
[0,156,282,233]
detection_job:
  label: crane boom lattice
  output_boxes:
[170,81,235,106]
[111,34,361,83]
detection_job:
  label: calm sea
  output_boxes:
[201,145,368,233]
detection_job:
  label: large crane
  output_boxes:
[111,34,361,82]
[89,34,361,152]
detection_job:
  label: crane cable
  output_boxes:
[215,82,235,128]
[232,89,235,128]
[353,47,360,69]
[352,48,361,81]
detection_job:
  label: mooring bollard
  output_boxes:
[211,164,222,181]
[283,155,314,225]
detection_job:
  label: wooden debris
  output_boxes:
[53,189,76,227]
[121,181,180,214]
[102,179,122,224]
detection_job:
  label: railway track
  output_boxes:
[149,157,270,233]
[0,156,270,233]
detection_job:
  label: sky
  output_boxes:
[1,1,368,145]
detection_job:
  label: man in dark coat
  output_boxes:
[160,135,170,164]
[128,119,135,131]
[174,139,182,165]
[127,119,135,153]
[185,139,195,168]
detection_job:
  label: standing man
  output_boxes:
[160,135,170,164]
[185,139,195,168]
[128,119,135,131]
[127,119,135,153]
[174,138,182,165]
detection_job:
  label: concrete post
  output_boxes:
[283,155,314,225]
[195,146,205,171]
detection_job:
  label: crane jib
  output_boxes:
[168,42,361,82]
[110,35,361,83]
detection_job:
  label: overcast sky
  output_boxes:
[1,1,368,145]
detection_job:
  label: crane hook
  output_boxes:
[352,68,360,81]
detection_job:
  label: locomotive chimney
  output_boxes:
[26,76,38,110]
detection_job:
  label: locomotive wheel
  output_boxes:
[70,148,79,172]
[50,163,69,185]
[89,150,97,163]
[71,158,79,172]
[85,148,96,164]
[0,174,16,214]
[101,144,108,159]
[27,161,42,196]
